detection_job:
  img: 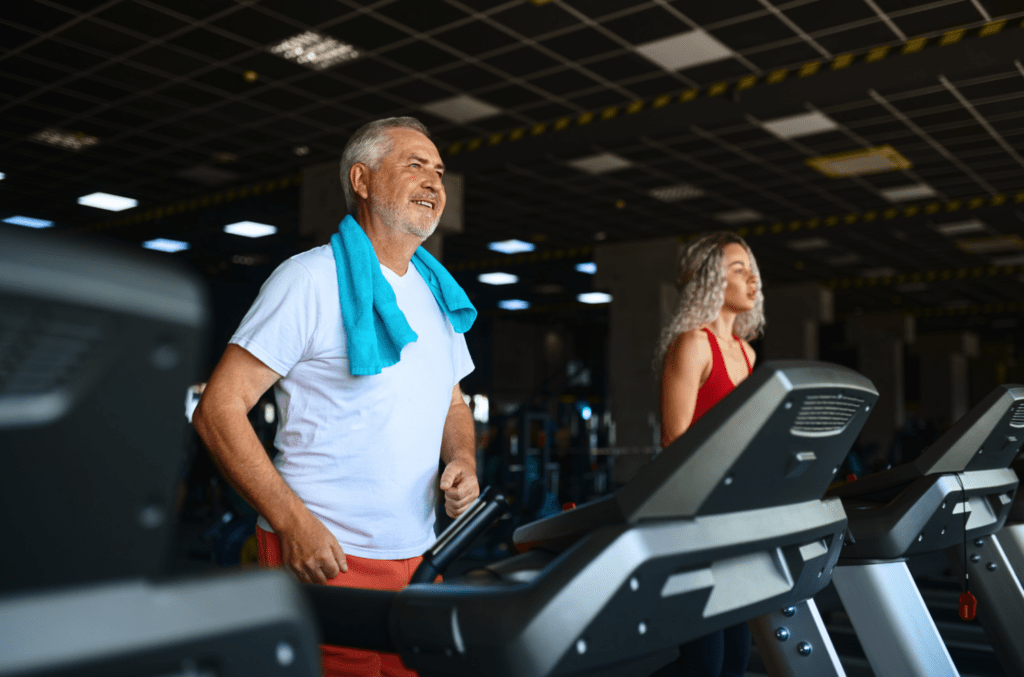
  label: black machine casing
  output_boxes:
[376,361,878,677]
[829,384,1023,561]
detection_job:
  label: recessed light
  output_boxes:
[422,94,502,124]
[649,183,705,202]
[761,111,839,139]
[498,299,530,310]
[787,237,830,251]
[142,238,190,253]
[714,208,762,225]
[636,30,733,71]
[293,146,310,156]
[566,153,632,175]
[578,292,612,304]
[269,31,360,70]
[224,221,277,238]
[488,239,535,254]
[0,172,5,180]
[2,215,53,228]
[879,184,937,203]
[31,128,98,151]
[575,262,597,274]
[806,145,912,178]
[933,219,987,237]
[478,272,519,285]
[77,192,138,211]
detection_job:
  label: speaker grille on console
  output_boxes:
[1010,405,1024,429]
[791,394,865,437]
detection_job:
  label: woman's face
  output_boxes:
[722,243,757,313]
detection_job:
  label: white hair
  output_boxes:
[339,116,431,213]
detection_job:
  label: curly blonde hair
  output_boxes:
[653,232,765,371]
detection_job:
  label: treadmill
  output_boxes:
[826,384,1023,677]
[309,361,877,677]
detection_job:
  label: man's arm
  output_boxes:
[438,383,479,517]
[192,344,347,583]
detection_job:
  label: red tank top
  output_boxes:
[691,328,752,425]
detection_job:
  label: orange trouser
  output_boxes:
[256,526,422,677]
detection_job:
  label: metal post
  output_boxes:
[831,562,959,677]
[750,598,846,677]
[946,533,1024,676]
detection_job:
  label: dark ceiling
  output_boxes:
[2,0,1024,338]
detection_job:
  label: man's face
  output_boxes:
[366,128,446,240]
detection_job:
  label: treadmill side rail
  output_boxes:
[749,598,846,677]
[831,562,959,677]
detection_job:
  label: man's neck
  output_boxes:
[354,206,422,276]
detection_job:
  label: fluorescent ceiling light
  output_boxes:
[636,30,733,71]
[826,253,862,267]
[955,235,1023,256]
[762,111,839,139]
[806,145,912,178]
[0,172,5,180]
[224,221,278,238]
[862,267,897,278]
[879,183,937,203]
[566,152,633,175]
[3,215,53,228]
[787,237,830,251]
[488,239,535,254]
[478,272,519,285]
[578,292,612,304]
[714,208,761,225]
[269,31,359,70]
[498,299,530,311]
[422,94,501,124]
[142,238,190,253]
[993,253,1024,266]
[77,192,138,211]
[575,262,597,274]
[649,183,705,202]
[31,128,98,151]
[933,219,987,237]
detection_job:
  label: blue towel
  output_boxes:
[330,214,476,376]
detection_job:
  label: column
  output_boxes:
[916,332,979,429]
[762,282,834,360]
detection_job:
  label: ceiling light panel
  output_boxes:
[575,262,597,274]
[488,239,535,254]
[478,272,519,285]
[0,172,5,180]
[578,292,612,304]
[806,145,912,178]
[714,209,762,225]
[498,299,530,310]
[567,152,632,175]
[649,183,705,202]
[269,32,360,70]
[224,221,278,238]
[933,219,988,237]
[422,95,502,124]
[787,237,830,251]
[2,216,53,228]
[955,235,1023,256]
[825,253,862,266]
[31,128,98,151]
[142,238,190,253]
[879,183,937,203]
[761,111,839,139]
[77,192,138,211]
[862,267,897,278]
[636,30,733,71]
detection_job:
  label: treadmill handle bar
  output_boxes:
[409,486,510,584]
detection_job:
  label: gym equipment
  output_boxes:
[0,226,321,677]
[827,384,1023,677]
[305,361,877,677]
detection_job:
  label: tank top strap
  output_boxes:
[735,336,752,374]
[702,327,726,372]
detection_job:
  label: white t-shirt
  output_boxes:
[230,245,474,559]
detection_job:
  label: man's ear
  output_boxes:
[350,163,371,201]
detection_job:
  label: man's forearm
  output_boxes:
[440,400,476,468]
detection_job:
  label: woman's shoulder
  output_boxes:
[666,328,713,361]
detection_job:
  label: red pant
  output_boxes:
[256,526,421,677]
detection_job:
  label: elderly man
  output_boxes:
[193,116,478,677]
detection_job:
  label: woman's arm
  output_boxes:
[660,330,712,448]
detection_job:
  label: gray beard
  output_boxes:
[369,195,439,240]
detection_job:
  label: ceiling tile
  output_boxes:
[636,30,733,71]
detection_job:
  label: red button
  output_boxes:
[562,502,576,511]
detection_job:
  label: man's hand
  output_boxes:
[439,460,480,518]
[277,509,348,584]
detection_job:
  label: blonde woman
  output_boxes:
[653,232,765,677]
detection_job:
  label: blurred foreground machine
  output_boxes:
[0,226,322,677]
[827,384,1023,677]
[309,361,878,677]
